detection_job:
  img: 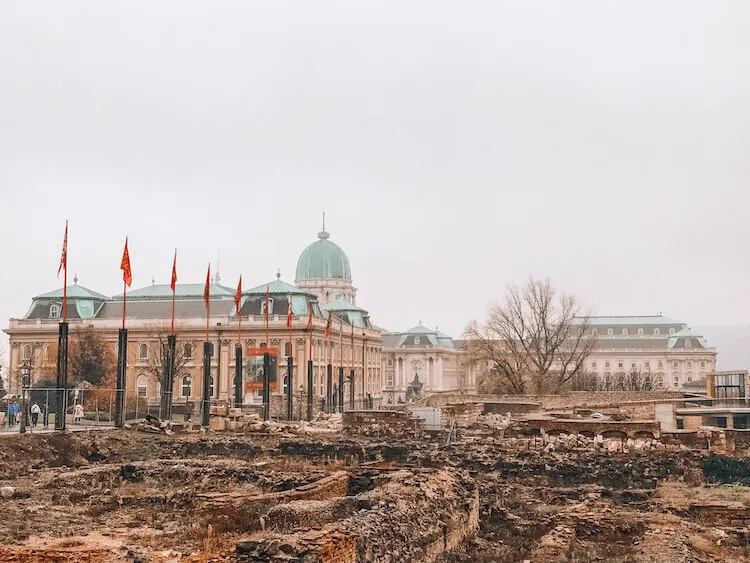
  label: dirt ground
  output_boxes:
[0,428,749,562]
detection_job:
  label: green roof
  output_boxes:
[586,316,684,326]
[118,283,235,300]
[35,284,110,301]
[295,230,351,281]
[405,323,435,334]
[321,298,367,313]
[245,278,308,295]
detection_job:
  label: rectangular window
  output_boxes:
[618,361,624,369]
[605,361,610,368]
[673,361,678,368]
[591,362,597,369]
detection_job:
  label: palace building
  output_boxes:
[4,225,714,403]
[4,226,389,409]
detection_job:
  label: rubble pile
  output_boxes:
[4,397,750,561]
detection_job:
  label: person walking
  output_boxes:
[30,403,41,426]
[8,401,18,425]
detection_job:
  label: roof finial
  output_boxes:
[322,211,326,232]
[74,274,78,285]
[152,276,155,285]
[276,269,281,280]
[215,249,221,285]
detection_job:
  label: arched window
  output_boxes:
[654,328,661,336]
[607,329,614,337]
[637,328,644,336]
[22,344,31,361]
[183,343,193,359]
[622,328,629,337]
[182,375,192,397]
[259,342,267,349]
[284,342,292,356]
[591,328,598,336]
[136,375,148,397]
[139,344,149,360]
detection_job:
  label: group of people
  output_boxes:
[4,400,43,427]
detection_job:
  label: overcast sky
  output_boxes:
[1,2,749,360]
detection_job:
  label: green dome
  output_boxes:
[295,230,352,281]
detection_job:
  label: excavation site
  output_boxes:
[2,394,750,563]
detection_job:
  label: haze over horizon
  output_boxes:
[1,2,749,368]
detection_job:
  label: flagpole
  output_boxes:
[63,221,68,323]
[171,256,176,333]
[122,280,127,330]
[265,286,269,345]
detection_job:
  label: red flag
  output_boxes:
[325,311,332,338]
[234,275,242,315]
[170,251,177,291]
[306,301,313,331]
[286,295,293,327]
[57,221,68,277]
[120,237,132,287]
[203,264,211,309]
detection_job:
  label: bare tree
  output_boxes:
[465,278,595,394]
[143,322,192,389]
[0,343,7,396]
[573,368,657,392]
[69,326,116,386]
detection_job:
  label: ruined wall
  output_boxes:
[342,410,423,435]
[442,403,484,426]
[425,391,683,411]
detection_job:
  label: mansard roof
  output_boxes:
[116,283,235,300]
[34,284,109,301]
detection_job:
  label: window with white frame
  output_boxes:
[182,375,192,397]
[669,328,675,336]
[136,375,148,397]
[49,304,61,319]
[414,337,421,345]
[637,328,644,336]
[592,328,598,336]
[263,298,274,315]
[386,373,394,387]
[654,328,661,336]
[622,328,629,336]
[685,338,691,348]
[607,329,614,336]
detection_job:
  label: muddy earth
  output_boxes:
[0,429,749,562]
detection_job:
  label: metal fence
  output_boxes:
[1,387,389,433]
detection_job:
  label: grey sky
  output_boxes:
[1,2,749,361]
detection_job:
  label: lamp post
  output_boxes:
[20,361,31,434]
